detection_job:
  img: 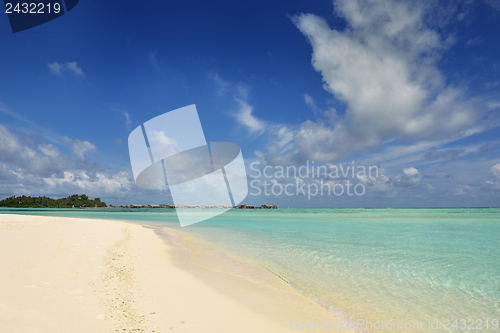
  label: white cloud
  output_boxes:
[0,123,155,205]
[231,91,266,136]
[304,94,318,115]
[234,100,266,135]
[394,166,421,187]
[485,163,500,191]
[262,0,491,164]
[486,180,500,190]
[43,171,74,187]
[72,139,97,160]
[0,124,21,154]
[213,73,229,95]
[48,61,85,78]
[213,75,268,137]
[490,163,500,178]
[275,126,295,150]
[65,62,85,77]
[0,125,57,171]
[303,94,338,124]
[146,130,179,158]
[0,124,66,177]
[1,125,102,175]
[403,167,419,177]
[454,184,472,196]
[43,171,132,194]
[47,62,63,76]
[253,126,297,167]
[123,111,132,128]
[38,144,60,158]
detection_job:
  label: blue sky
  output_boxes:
[1,0,500,207]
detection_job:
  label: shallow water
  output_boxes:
[2,207,499,332]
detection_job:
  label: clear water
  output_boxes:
[2,207,499,331]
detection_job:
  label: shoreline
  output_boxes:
[0,214,357,333]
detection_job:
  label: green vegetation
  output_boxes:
[0,194,107,208]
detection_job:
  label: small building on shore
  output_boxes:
[128,204,144,208]
[234,204,278,209]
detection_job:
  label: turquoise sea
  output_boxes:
[2,208,499,332]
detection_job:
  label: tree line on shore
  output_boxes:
[0,194,107,208]
[0,195,277,209]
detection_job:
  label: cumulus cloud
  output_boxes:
[291,0,485,156]
[454,184,473,196]
[48,61,85,77]
[0,124,61,176]
[43,171,132,194]
[38,144,60,158]
[490,163,500,178]
[65,62,85,77]
[253,0,491,166]
[47,62,63,76]
[146,130,180,158]
[0,124,20,154]
[485,162,500,191]
[0,123,139,204]
[72,139,97,160]
[304,94,338,124]
[403,167,419,177]
[0,124,98,176]
[394,167,422,187]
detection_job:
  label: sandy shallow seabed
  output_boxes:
[0,214,356,333]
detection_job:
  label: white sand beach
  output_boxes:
[0,214,355,333]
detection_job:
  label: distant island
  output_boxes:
[118,204,277,209]
[0,194,107,208]
[0,195,277,209]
